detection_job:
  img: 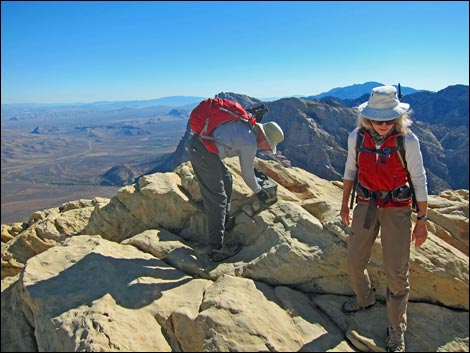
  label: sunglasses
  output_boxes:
[369,119,396,126]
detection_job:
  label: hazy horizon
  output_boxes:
[2,1,468,104]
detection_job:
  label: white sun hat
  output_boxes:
[256,121,284,153]
[358,85,410,121]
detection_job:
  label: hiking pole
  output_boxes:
[397,83,403,101]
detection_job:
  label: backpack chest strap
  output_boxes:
[359,145,399,157]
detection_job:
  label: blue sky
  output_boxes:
[1,1,469,104]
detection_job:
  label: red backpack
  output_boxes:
[189,98,257,153]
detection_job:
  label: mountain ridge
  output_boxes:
[146,85,468,195]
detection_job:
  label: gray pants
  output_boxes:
[188,134,232,250]
[348,202,412,333]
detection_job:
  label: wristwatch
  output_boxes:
[417,215,428,222]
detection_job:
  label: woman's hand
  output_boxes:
[340,203,351,226]
[412,221,428,247]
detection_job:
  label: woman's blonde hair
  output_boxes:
[356,110,413,134]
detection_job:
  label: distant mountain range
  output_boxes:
[1,81,432,114]
[0,81,438,132]
[304,81,428,100]
[1,96,204,111]
[5,82,464,194]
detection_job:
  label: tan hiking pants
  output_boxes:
[348,202,412,333]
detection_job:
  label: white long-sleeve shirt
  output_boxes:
[214,120,262,193]
[343,127,428,201]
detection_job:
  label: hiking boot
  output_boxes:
[341,298,376,315]
[210,243,242,262]
[386,326,405,352]
[225,215,236,231]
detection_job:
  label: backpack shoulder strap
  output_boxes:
[395,133,406,169]
[355,128,366,167]
[395,132,420,212]
[350,128,365,209]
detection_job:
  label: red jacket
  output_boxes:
[357,130,410,208]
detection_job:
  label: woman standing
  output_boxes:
[340,85,428,352]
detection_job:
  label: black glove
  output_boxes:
[256,188,270,203]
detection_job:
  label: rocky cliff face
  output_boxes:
[1,159,468,352]
[403,84,469,127]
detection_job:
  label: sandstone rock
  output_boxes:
[1,159,468,352]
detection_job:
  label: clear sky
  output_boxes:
[1,1,469,104]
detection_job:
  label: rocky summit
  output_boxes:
[1,159,468,352]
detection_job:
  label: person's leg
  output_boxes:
[222,163,233,222]
[347,203,379,307]
[188,135,227,250]
[380,207,412,334]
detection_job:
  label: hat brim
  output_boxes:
[358,101,410,120]
[256,123,277,154]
